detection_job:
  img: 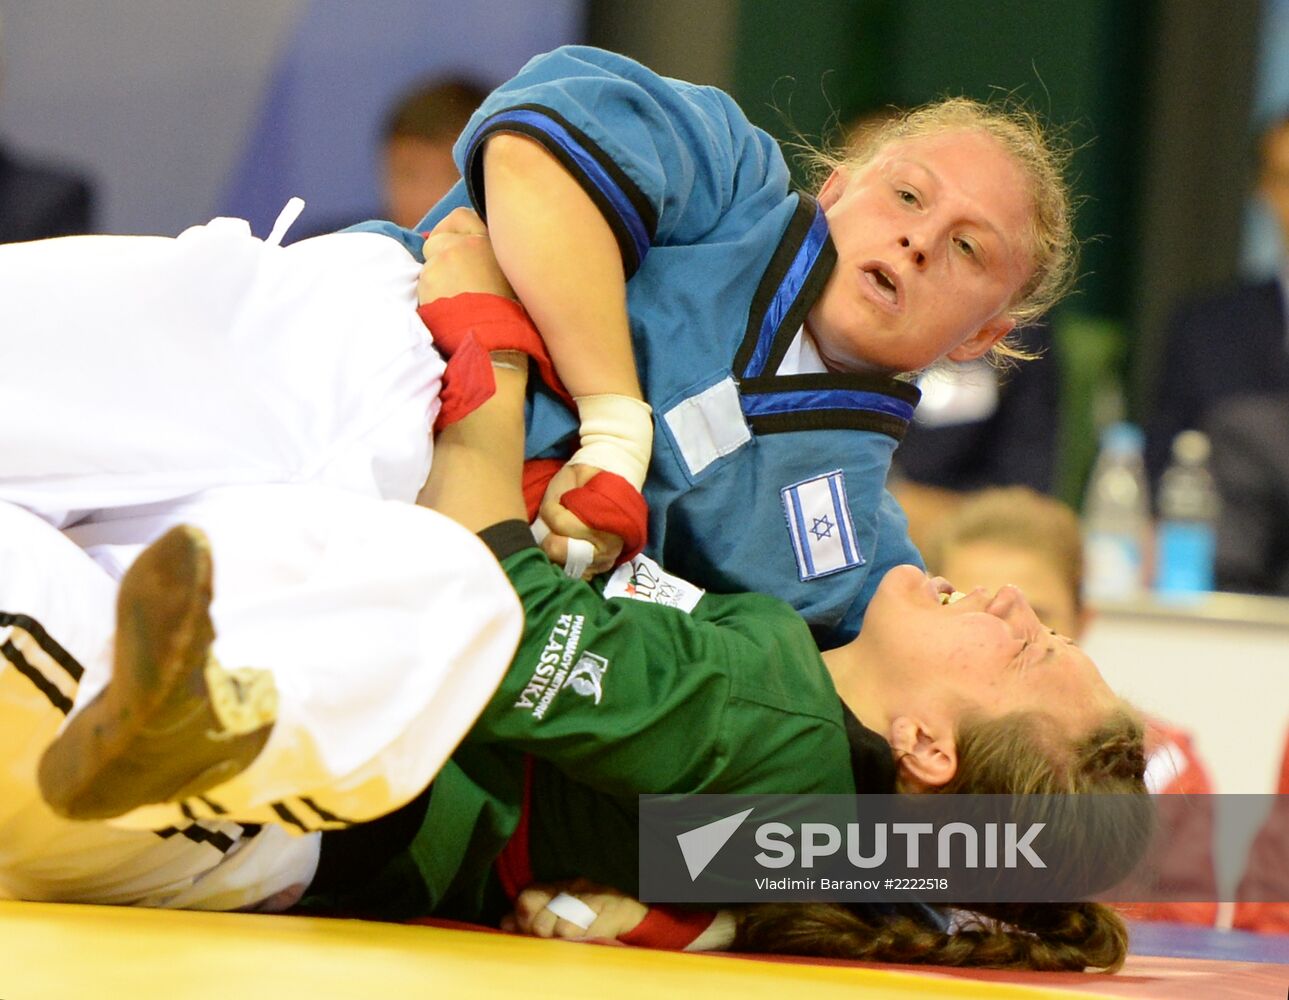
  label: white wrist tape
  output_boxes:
[562,537,595,579]
[530,518,595,579]
[545,892,598,931]
[569,394,653,490]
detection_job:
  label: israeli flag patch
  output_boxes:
[781,470,864,581]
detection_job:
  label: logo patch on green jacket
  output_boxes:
[564,652,609,704]
[513,612,587,720]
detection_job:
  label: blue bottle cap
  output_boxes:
[1100,421,1144,454]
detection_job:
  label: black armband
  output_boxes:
[478,519,538,561]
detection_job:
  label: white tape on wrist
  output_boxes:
[570,394,653,490]
[531,518,595,579]
[545,892,598,931]
[562,538,595,577]
[563,538,595,579]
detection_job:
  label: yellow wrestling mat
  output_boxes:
[0,901,1090,1000]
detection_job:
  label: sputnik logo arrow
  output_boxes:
[676,807,755,881]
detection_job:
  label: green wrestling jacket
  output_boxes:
[314,522,879,923]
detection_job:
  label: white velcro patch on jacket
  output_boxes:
[662,377,751,477]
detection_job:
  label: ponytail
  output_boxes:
[734,900,1129,972]
[732,708,1145,971]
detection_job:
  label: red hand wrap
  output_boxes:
[521,461,650,566]
[417,293,574,408]
[618,906,715,950]
[522,459,563,523]
[433,332,495,431]
[561,471,649,564]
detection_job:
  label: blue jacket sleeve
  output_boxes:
[438,45,784,279]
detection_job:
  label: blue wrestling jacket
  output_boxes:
[356,46,923,647]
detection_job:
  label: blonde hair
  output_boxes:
[923,486,1084,613]
[735,708,1147,971]
[816,97,1076,364]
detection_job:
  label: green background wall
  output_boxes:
[729,0,1151,320]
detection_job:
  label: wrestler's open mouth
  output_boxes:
[862,264,901,308]
[925,575,957,605]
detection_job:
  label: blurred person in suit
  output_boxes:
[1203,392,1289,596]
[1146,112,1289,486]
[0,12,95,242]
[892,323,1059,553]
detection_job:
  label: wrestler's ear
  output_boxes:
[890,716,958,790]
[946,314,1015,363]
[817,169,849,211]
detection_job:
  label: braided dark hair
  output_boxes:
[734,708,1147,972]
[735,900,1129,972]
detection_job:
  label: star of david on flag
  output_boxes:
[781,470,864,581]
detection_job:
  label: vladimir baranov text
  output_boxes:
[754,877,951,892]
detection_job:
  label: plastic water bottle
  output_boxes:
[1155,430,1219,595]
[1083,423,1151,601]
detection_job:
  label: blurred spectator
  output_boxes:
[296,76,488,239]
[1233,727,1289,934]
[1203,392,1289,596]
[924,486,1219,926]
[382,76,488,230]
[0,13,95,242]
[893,324,1059,552]
[1146,110,1289,486]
